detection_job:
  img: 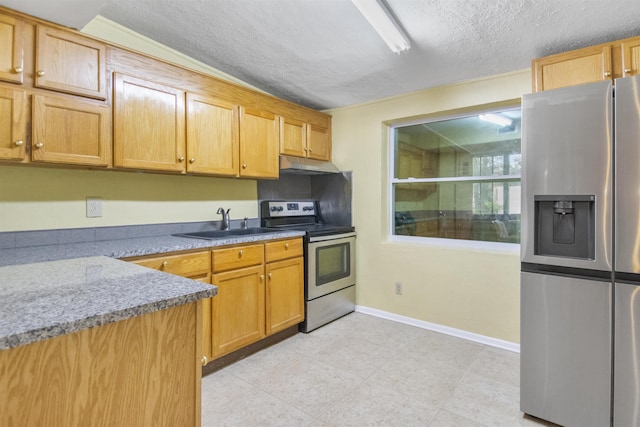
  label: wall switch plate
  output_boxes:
[395,282,403,295]
[86,197,102,218]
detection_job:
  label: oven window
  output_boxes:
[316,242,351,286]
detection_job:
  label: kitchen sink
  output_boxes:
[173,228,280,240]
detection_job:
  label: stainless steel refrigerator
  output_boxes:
[521,76,640,426]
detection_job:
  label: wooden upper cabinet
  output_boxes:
[186,93,239,176]
[32,94,110,166]
[35,26,107,100]
[280,116,306,158]
[0,14,24,84]
[0,86,26,160]
[307,124,331,161]
[239,107,279,179]
[621,38,640,77]
[113,73,186,172]
[532,45,612,92]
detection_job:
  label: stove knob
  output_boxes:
[277,207,284,211]
[270,207,277,212]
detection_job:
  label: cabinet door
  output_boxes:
[279,116,306,157]
[621,38,640,77]
[186,93,239,176]
[307,124,331,161]
[32,94,110,166]
[35,26,107,99]
[212,265,265,357]
[0,86,26,160]
[239,107,279,178]
[265,257,304,335]
[0,14,24,84]
[113,73,186,172]
[532,45,612,92]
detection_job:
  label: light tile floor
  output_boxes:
[202,312,558,427]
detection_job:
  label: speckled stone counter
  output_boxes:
[0,256,216,350]
[0,230,304,350]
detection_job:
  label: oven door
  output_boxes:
[307,232,356,300]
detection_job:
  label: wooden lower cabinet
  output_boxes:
[0,302,202,426]
[265,256,304,335]
[211,264,265,357]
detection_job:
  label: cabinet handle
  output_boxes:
[178,156,185,162]
[624,68,632,74]
[201,356,208,366]
[268,272,272,279]
[189,158,195,163]
[239,249,244,256]
[308,148,312,152]
[242,163,247,169]
[162,261,168,268]
[14,140,24,147]
[303,147,308,151]
[284,243,289,249]
[13,66,23,74]
[604,71,612,78]
[35,142,44,149]
[36,70,45,77]
[260,274,265,281]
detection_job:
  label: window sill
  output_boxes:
[387,234,520,255]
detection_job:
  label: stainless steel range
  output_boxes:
[261,200,356,332]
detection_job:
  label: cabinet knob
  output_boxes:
[162,261,168,268]
[13,66,23,74]
[604,71,612,78]
[189,158,195,163]
[36,70,45,77]
[624,68,632,74]
[201,356,208,366]
[178,156,185,162]
[14,140,24,147]
[239,249,244,256]
[303,147,308,151]
[35,142,44,149]
[260,274,265,281]
[284,243,289,249]
[268,272,272,279]
[242,163,247,169]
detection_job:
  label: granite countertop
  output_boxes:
[0,229,305,350]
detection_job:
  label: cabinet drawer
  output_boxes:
[265,238,303,262]
[131,251,210,278]
[211,244,264,272]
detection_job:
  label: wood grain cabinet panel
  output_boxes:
[264,238,303,263]
[239,107,279,178]
[186,93,239,176]
[113,73,186,172]
[131,251,211,278]
[211,243,264,272]
[0,86,26,160]
[621,38,640,77]
[307,123,331,161]
[533,45,612,92]
[0,14,24,84]
[212,264,265,357]
[32,94,111,166]
[265,256,304,335]
[35,25,107,99]
[280,116,307,158]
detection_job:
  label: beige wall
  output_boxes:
[326,70,531,343]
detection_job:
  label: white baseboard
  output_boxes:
[355,305,520,353]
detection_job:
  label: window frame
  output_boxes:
[388,103,521,249]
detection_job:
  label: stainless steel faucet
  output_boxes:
[217,207,230,230]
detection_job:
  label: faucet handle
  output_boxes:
[217,207,225,214]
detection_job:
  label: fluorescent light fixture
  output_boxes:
[351,0,410,54]
[478,113,513,127]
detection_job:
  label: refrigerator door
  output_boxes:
[614,75,640,275]
[614,282,640,427]
[521,81,613,271]
[521,272,612,427]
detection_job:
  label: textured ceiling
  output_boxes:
[5,0,640,110]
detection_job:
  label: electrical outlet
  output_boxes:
[395,282,403,295]
[86,197,102,218]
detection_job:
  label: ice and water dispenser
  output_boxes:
[534,195,595,259]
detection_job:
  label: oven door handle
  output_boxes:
[308,232,356,243]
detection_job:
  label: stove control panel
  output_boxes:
[266,201,316,217]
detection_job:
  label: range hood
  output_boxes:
[279,155,341,174]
